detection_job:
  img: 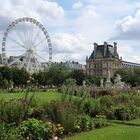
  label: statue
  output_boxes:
[106,70,111,82]
[114,74,124,89]
[83,80,86,87]
[105,70,112,88]
[100,79,104,87]
[114,74,121,83]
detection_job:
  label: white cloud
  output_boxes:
[72,2,83,9]
[111,8,140,40]
[82,5,98,18]
[52,32,92,63]
[0,0,64,30]
[134,55,140,63]
[117,44,133,59]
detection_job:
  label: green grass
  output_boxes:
[107,118,140,125]
[65,124,140,140]
[129,118,140,124]
[0,91,61,104]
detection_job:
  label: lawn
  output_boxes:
[0,91,61,104]
[65,123,140,140]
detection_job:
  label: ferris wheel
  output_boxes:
[1,17,52,73]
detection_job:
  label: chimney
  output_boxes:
[104,42,107,57]
[86,56,88,62]
[94,43,98,58]
[114,42,117,57]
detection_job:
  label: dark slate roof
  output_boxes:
[89,51,94,59]
[89,44,119,59]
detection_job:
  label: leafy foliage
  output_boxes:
[18,118,52,140]
[76,115,94,131]
[114,68,140,86]
[70,69,86,85]
[45,100,78,133]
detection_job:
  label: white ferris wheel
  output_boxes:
[1,17,52,73]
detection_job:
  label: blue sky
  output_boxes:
[0,0,140,64]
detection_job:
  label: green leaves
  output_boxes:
[18,119,52,140]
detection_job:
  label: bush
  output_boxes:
[18,119,52,140]
[45,100,78,133]
[0,99,25,124]
[83,99,102,117]
[0,124,10,140]
[0,124,23,140]
[29,107,45,119]
[0,92,36,125]
[53,124,64,137]
[114,106,140,120]
[94,115,108,128]
[100,96,114,108]
[100,96,115,119]
[76,115,94,132]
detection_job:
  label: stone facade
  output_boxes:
[86,42,122,77]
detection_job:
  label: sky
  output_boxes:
[0,0,140,64]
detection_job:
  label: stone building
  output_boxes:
[86,42,122,77]
[52,61,85,71]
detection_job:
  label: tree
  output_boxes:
[12,68,30,87]
[0,66,12,81]
[69,70,86,85]
[88,76,103,86]
[65,78,76,86]
[33,65,69,87]
[2,79,9,89]
[0,72,3,88]
[114,68,140,87]
[47,66,67,87]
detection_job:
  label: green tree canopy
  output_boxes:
[114,68,140,87]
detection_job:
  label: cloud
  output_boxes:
[111,9,140,40]
[134,55,140,63]
[52,32,91,63]
[117,44,133,59]
[0,0,64,31]
[72,2,83,9]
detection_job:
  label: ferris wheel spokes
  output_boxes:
[33,37,46,49]
[34,52,47,62]
[16,31,27,47]
[7,35,25,49]
[2,17,52,73]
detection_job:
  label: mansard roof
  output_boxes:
[89,43,119,59]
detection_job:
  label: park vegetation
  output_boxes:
[1,66,140,139]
